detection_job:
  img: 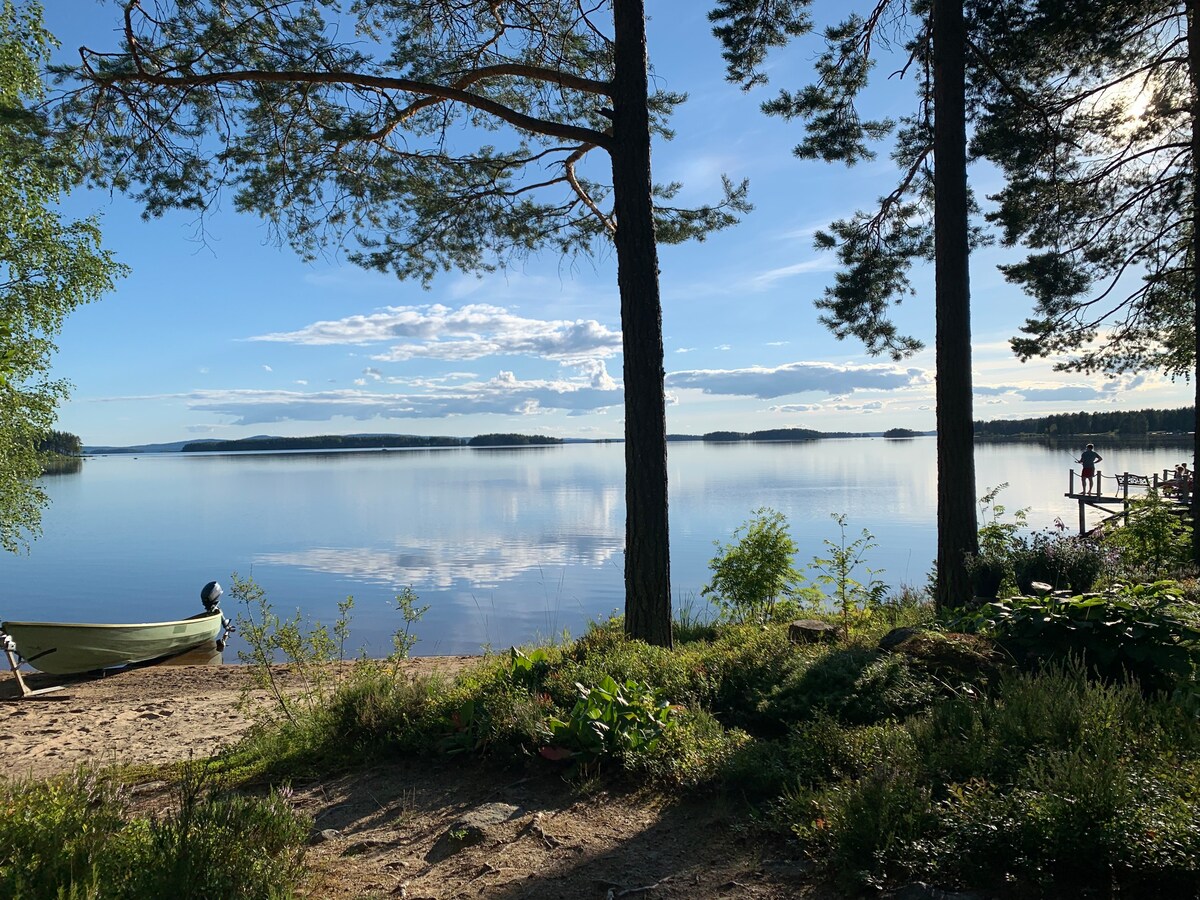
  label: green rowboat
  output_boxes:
[1,582,230,685]
[1,609,225,675]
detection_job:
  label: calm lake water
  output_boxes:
[0,438,1186,657]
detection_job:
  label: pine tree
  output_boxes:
[56,1,750,644]
[972,0,1200,561]
[712,0,984,606]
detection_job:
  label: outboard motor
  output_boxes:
[200,581,233,651]
[201,581,223,612]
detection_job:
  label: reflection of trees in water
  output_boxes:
[978,435,1194,452]
[40,455,83,476]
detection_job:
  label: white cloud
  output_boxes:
[974,373,1149,403]
[666,361,925,399]
[748,255,837,290]
[182,365,625,425]
[249,303,621,364]
[769,403,822,413]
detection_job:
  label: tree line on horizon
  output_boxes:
[975,407,1195,438]
[180,434,565,452]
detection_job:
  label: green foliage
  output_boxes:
[542,675,679,769]
[1103,489,1193,579]
[232,573,354,724]
[703,507,805,623]
[707,0,813,89]
[975,483,1028,558]
[0,766,308,900]
[1009,529,1107,595]
[0,0,124,552]
[761,648,942,729]
[807,513,888,629]
[777,663,1200,894]
[0,769,125,898]
[964,484,1033,600]
[974,1,1194,380]
[950,582,1200,694]
[36,428,82,455]
[390,586,430,659]
[114,765,308,900]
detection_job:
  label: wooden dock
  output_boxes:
[1065,469,1192,535]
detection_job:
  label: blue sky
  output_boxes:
[40,2,1192,447]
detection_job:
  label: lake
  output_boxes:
[0,438,1185,657]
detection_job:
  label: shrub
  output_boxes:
[1010,529,1107,594]
[807,514,889,630]
[762,648,941,728]
[703,507,805,623]
[0,766,309,900]
[951,582,1200,692]
[1103,488,1193,579]
[114,767,309,900]
[0,770,125,898]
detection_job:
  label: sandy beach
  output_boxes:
[0,658,473,781]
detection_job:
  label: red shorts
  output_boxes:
[1082,467,1095,477]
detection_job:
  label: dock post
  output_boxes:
[1123,473,1130,526]
[1070,469,1075,496]
[1079,495,1086,535]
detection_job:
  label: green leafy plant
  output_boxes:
[542,675,679,768]
[0,765,309,900]
[962,484,1030,602]
[1010,529,1106,595]
[1103,488,1193,579]
[950,581,1200,692]
[390,586,430,660]
[703,507,805,623]
[809,514,888,630]
[976,483,1029,557]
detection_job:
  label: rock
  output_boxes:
[425,802,523,862]
[878,627,924,651]
[787,619,844,644]
[880,631,1008,685]
[1029,581,1053,596]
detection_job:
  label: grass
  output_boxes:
[0,763,309,900]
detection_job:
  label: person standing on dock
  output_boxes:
[1077,444,1103,496]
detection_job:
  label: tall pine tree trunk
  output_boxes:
[611,0,673,647]
[932,0,978,607]
[1189,0,1200,566]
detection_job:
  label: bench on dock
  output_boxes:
[1116,473,1153,488]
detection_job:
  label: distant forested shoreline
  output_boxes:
[974,406,1193,437]
[99,411,1199,457]
[180,434,565,452]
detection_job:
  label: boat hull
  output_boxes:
[1,611,223,675]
